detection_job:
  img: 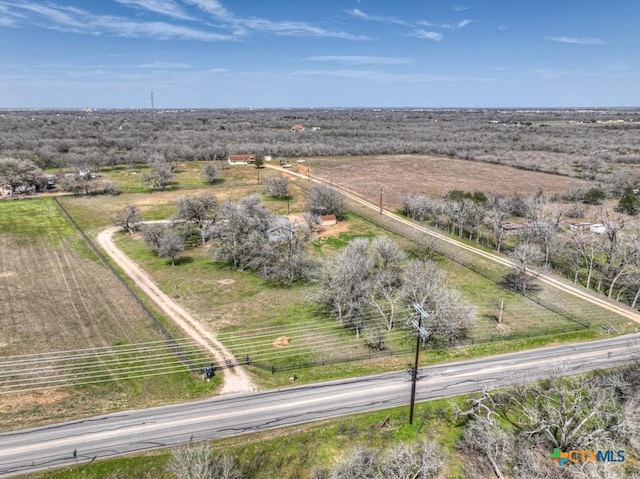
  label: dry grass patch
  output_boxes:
[307,154,589,209]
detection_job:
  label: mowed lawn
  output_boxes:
[0,198,213,431]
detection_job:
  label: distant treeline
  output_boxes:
[1,108,639,180]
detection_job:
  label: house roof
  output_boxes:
[228,154,256,161]
[268,216,294,242]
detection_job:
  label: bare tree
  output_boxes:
[506,240,544,293]
[167,442,240,479]
[258,222,316,286]
[173,193,217,246]
[402,193,435,222]
[459,372,621,451]
[158,230,185,266]
[315,237,372,337]
[329,445,379,479]
[329,440,444,479]
[167,442,213,479]
[402,260,476,346]
[262,177,290,199]
[202,162,221,184]
[0,157,44,193]
[307,184,345,220]
[460,420,511,479]
[208,194,272,270]
[406,230,439,261]
[140,223,167,253]
[316,236,409,344]
[142,160,174,191]
[603,233,640,299]
[487,205,509,253]
[113,205,142,235]
[570,229,604,290]
[598,209,626,284]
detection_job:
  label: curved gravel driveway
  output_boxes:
[97,226,256,394]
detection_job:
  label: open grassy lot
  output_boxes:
[0,198,214,431]
[111,187,617,389]
[2,161,632,430]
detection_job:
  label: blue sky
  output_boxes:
[0,1,638,108]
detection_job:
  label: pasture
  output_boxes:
[1,157,634,429]
[0,199,214,430]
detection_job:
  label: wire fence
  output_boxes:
[54,198,198,372]
[42,177,625,386]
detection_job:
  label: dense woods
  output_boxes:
[1,108,639,182]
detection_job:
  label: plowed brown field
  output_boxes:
[306,154,588,210]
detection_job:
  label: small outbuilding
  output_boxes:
[320,214,337,226]
[569,222,607,234]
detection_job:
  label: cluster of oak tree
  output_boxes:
[403,188,640,305]
[314,237,475,350]
[115,184,475,348]
[0,156,118,196]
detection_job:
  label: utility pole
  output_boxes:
[150,91,155,110]
[409,303,429,424]
[379,185,383,215]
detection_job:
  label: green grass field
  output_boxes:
[0,198,216,431]
[2,162,633,430]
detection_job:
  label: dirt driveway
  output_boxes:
[97,226,255,394]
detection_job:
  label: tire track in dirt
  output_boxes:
[97,226,256,394]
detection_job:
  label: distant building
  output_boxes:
[500,222,535,234]
[0,183,36,196]
[569,222,592,231]
[569,222,606,234]
[228,154,256,165]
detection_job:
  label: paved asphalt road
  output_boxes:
[2,333,639,478]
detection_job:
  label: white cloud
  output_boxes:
[544,36,605,45]
[533,68,583,79]
[0,1,366,42]
[453,5,469,12]
[94,18,235,41]
[419,19,472,30]
[409,30,443,41]
[346,8,410,26]
[115,0,193,20]
[238,17,369,40]
[135,61,193,69]
[0,15,16,26]
[293,68,490,84]
[304,55,414,65]
[184,0,231,19]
